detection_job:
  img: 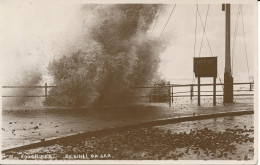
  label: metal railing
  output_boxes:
[2,83,57,101]
[2,82,254,104]
[131,82,254,106]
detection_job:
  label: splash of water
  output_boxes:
[47,4,166,106]
[2,67,42,108]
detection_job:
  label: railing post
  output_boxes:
[198,77,201,106]
[190,85,193,100]
[171,85,173,103]
[250,83,252,91]
[168,86,171,107]
[149,91,151,103]
[213,76,216,106]
[45,83,47,102]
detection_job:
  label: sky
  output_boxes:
[152,4,256,82]
[0,1,257,85]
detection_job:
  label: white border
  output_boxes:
[0,0,258,164]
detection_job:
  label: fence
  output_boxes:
[2,83,56,101]
[2,82,254,106]
[132,82,254,106]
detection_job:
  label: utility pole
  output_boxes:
[222,4,233,103]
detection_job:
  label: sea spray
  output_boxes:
[47,4,166,106]
[2,66,43,107]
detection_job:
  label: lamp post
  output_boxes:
[222,4,233,103]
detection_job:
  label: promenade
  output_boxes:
[2,96,254,150]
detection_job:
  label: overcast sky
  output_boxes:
[0,1,257,85]
[153,4,256,82]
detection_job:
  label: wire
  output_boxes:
[192,5,198,85]
[198,5,210,57]
[197,5,223,88]
[197,5,214,58]
[231,4,241,74]
[194,4,198,58]
[240,5,251,82]
[159,4,177,39]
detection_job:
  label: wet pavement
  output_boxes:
[2,115,254,160]
[2,97,254,150]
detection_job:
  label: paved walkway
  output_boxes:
[2,97,254,150]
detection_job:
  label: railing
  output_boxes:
[169,82,254,98]
[2,83,57,101]
[131,82,254,106]
[2,82,254,105]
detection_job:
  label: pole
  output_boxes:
[223,3,233,104]
[149,89,152,103]
[198,77,200,106]
[171,86,173,103]
[168,86,171,107]
[190,85,193,100]
[213,77,216,106]
[45,83,47,102]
